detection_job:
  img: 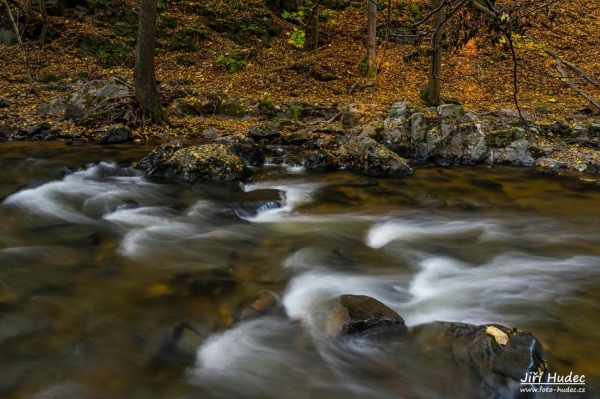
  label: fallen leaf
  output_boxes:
[486,325,509,345]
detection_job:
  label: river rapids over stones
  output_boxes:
[0,142,599,399]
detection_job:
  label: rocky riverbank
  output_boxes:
[1,78,599,186]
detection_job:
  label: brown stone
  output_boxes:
[326,294,405,337]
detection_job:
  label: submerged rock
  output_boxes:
[231,189,286,217]
[138,142,252,183]
[240,291,282,321]
[326,294,406,336]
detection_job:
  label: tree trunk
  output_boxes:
[135,0,167,125]
[427,0,444,106]
[365,0,377,77]
[308,7,319,49]
[38,0,48,44]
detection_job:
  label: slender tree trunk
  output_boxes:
[38,0,48,44]
[1,0,34,90]
[427,0,444,106]
[135,0,167,125]
[308,7,318,49]
[365,0,377,77]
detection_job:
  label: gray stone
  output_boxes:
[382,103,412,157]
[489,138,534,166]
[342,105,367,128]
[96,79,130,101]
[202,127,220,140]
[27,123,52,136]
[0,124,13,141]
[248,125,280,141]
[64,104,84,121]
[98,125,133,144]
[336,136,413,176]
[0,30,18,46]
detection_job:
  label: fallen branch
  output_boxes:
[523,33,600,91]
[469,1,600,110]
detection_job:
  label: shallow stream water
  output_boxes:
[0,142,599,398]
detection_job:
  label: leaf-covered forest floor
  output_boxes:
[0,0,599,140]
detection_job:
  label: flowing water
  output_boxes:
[0,142,599,399]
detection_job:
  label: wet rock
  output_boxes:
[231,189,285,217]
[0,315,53,343]
[137,140,183,171]
[304,149,340,170]
[228,143,265,166]
[409,322,549,399]
[336,136,413,176]
[326,294,406,337]
[27,122,52,136]
[141,143,252,183]
[0,124,13,141]
[98,125,133,144]
[414,191,446,209]
[114,199,139,212]
[240,291,282,320]
[149,323,203,370]
[248,124,280,142]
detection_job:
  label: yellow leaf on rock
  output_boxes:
[486,326,509,345]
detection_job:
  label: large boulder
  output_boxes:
[382,103,488,164]
[411,105,488,164]
[138,143,252,183]
[336,136,413,176]
[407,321,549,399]
[326,294,406,336]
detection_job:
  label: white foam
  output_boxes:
[191,318,315,398]
[366,218,495,248]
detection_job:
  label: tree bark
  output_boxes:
[427,0,444,106]
[308,5,319,49]
[135,0,167,125]
[38,0,48,44]
[365,0,377,77]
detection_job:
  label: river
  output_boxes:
[0,142,599,398]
